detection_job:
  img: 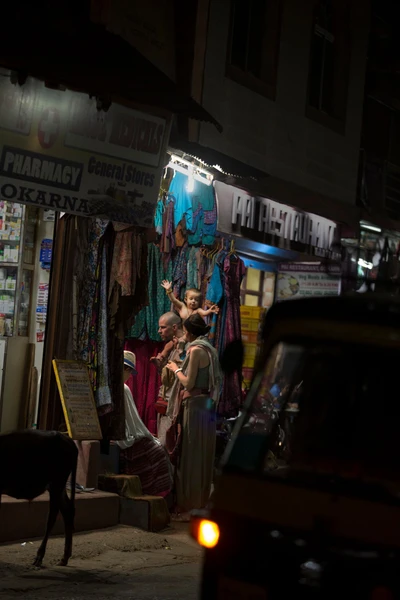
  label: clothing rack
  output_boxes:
[170,154,213,178]
[167,156,213,187]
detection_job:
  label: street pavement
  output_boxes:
[0,525,202,599]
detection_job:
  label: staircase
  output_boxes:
[0,490,119,543]
[0,441,170,544]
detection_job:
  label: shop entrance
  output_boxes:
[0,203,55,433]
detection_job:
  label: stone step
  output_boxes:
[98,474,170,531]
[98,474,143,497]
[0,490,119,544]
[120,495,170,532]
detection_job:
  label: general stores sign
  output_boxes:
[0,70,170,225]
[215,180,341,260]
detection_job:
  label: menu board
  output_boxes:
[52,359,102,440]
[276,263,341,301]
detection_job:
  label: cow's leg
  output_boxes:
[58,488,74,566]
[33,489,61,568]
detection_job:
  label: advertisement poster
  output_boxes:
[276,263,341,301]
[0,70,171,226]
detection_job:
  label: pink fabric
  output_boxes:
[124,339,164,435]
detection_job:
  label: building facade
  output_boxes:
[177,0,371,232]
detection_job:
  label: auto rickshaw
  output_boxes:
[191,294,400,598]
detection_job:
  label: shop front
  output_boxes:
[123,163,345,428]
[214,179,343,390]
[125,153,244,423]
[0,68,177,438]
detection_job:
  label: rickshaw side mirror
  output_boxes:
[220,339,244,374]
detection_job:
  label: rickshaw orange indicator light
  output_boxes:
[197,520,220,549]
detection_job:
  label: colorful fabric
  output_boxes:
[119,437,172,497]
[167,336,222,421]
[186,247,199,290]
[205,263,223,345]
[154,199,164,234]
[96,245,112,409]
[168,171,193,232]
[160,199,175,267]
[129,244,173,342]
[76,218,109,365]
[109,231,134,297]
[109,230,149,341]
[117,385,172,497]
[172,244,189,300]
[218,255,246,417]
[124,339,164,433]
[175,218,187,247]
[187,182,216,246]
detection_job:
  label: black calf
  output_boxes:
[0,429,78,567]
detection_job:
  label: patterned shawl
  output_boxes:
[167,336,223,420]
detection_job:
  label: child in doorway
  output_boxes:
[161,280,220,320]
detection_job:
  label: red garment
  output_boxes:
[124,339,163,434]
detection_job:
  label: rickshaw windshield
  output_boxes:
[225,339,400,492]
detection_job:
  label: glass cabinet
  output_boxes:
[0,202,37,338]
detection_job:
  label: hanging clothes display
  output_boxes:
[74,218,109,367]
[109,224,149,340]
[66,219,151,440]
[124,339,164,435]
[128,240,245,418]
[126,161,245,424]
[130,244,173,340]
[217,251,246,416]
[168,170,194,233]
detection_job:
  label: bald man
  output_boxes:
[158,312,183,345]
[152,312,184,445]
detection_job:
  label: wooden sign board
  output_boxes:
[52,359,102,441]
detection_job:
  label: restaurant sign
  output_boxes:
[215,181,341,260]
[0,70,170,226]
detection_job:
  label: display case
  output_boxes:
[0,202,37,338]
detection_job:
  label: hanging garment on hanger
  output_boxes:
[172,243,189,300]
[205,259,224,345]
[160,197,175,260]
[175,216,187,247]
[96,244,112,410]
[109,233,149,341]
[188,179,216,245]
[168,171,193,232]
[76,218,110,365]
[217,254,246,417]
[202,191,218,245]
[187,246,199,290]
[129,244,173,341]
[154,199,164,234]
[124,338,164,435]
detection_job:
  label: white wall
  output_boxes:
[199,0,370,206]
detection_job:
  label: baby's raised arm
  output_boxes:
[161,280,184,310]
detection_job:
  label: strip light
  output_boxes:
[360,222,382,233]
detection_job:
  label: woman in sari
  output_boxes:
[166,314,222,520]
[116,351,173,497]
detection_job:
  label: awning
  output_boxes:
[170,140,360,234]
[0,21,222,132]
[169,140,268,179]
